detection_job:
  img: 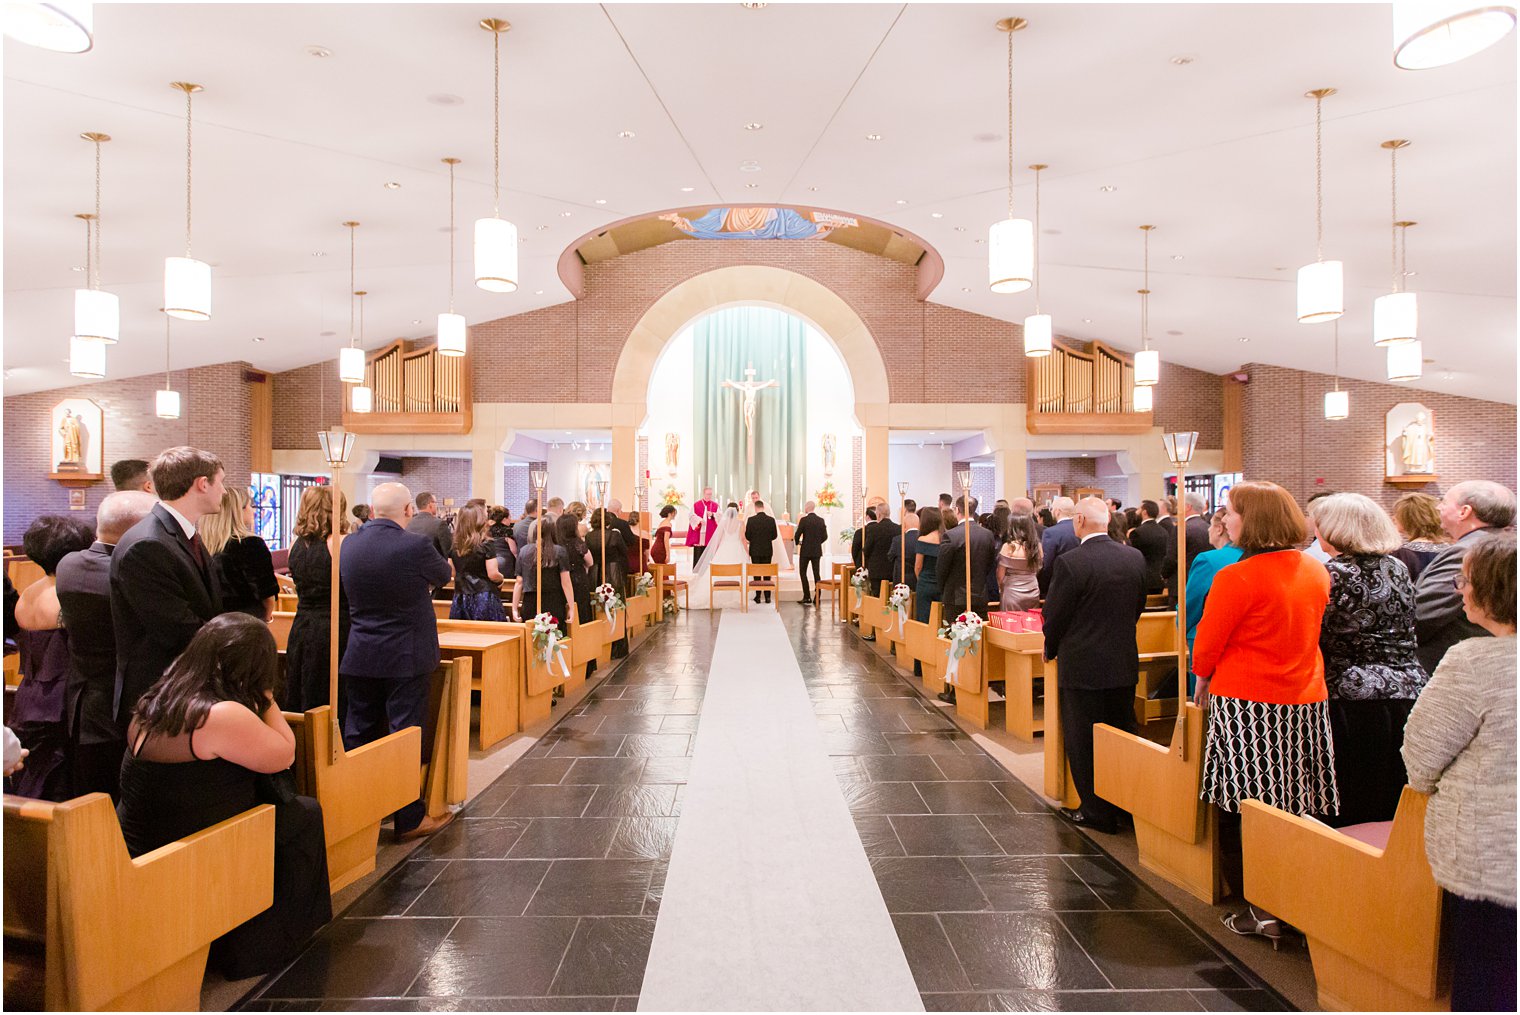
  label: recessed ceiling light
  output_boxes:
[1082,318,1092,323]
[617,130,636,139]
[594,198,607,205]
[739,160,761,172]
[71,264,86,271]
[865,133,883,141]
[807,186,819,192]
[930,212,943,218]
[383,181,401,190]
[960,287,971,292]
[1099,185,1117,192]
[894,199,907,205]
[1170,54,1196,65]
[560,211,572,217]
[306,45,332,58]
[565,431,572,435]
[1166,329,1183,336]
[536,224,549,231]
[534,290,544,295]
[311,251,326,257]
[741,1,767,7]
[412,319,422,325]
[1171,254,1184,261]
[427,93,464,106]
[1405,270,1419,277]
[974,238,984,244]
[252,335,266,342]
[745,182,759,188]
[744,122,763,131]
[1238,337,1250,343]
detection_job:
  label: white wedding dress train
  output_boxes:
[686,509,749,610]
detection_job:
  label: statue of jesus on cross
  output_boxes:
[722,364,780,465]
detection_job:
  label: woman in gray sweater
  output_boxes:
[1402,532,1515,1012]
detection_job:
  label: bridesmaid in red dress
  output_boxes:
[650,505,677,566]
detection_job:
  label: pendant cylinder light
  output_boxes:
[338,222,365,382]
[351,289,373,413]
[1297,88,1343,324]
[1023,163,1052,356]
[1325,322,1349,420]
[1132,384,1153,412]
[2,1,93,53]
[989,17,1033,295]
[164,82,210,321]
[68,335,105,378]
[1374,139,1419,346]
[474,18,519,294]
[1388,340,1424,381]
[157,312,181,418]
[1394,0,1518,69]
[1134,349,1160,386]
[74,134,118,342]
[339,346,365,384]
[1134,225,1160,387]
[440,158,467,356]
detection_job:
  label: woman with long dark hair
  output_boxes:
[285,486,350,713]
[116,614,330,978]
[997,512,1043,612]
[449,504,508,622]
[558,512,596,632]
[511,517,576,626]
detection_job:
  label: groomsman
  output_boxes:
[795,500,828,604]
[688,487,719,567]
[744,501,779,604]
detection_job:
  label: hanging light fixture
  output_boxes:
[68,334,105,379]
[74,133,118,343]
[2,1,93,53]
[1373,140,1419,346]
[338,221,365,383]
[1023,163,1053,357]
[1325,321,1349,420]
[1388,339,1424,381]
[988,17,1033,294]
[1297,88,1343,324]
[474,18,519,293]
[157,313,181,419]
[1132,384,1154,413]
[1394,0,1517,69]
[1134,225,1160,386]
[439,157,467,356]
[164,83,210,321]
[351,290,373,413]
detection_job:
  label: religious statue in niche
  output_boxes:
[822,433,837,477]
[1385,402,1438,482]
[664,432,680,476]
[49,398,104,481]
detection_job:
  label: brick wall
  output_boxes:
[503,463,530,514]
[271,360,342,451]
[1153,362,1225,450]
[3,363,254,543]
[365,457,474,508]
[1240,362,1517,509]
[1026,457,1100,495]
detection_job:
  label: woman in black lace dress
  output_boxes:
[1310,493,1429,826]
[284,487,350,714]
[557,513,595,635]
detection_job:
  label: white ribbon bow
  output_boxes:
[543,631,570,677]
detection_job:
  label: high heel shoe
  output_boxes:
[1222,907,1286,951]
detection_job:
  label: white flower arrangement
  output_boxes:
[850,569,871,593]
[594,582,625,631]
[886,583,912,633]
[635,572,656,596]
[531,613,571,677]
[938,611,986,686]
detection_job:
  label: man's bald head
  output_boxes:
[371,482,414,521]
[608,499,624,515]
[1072,496,1111,537]
[1011,497,1034,515]
[1051,496,1077,520]
[97,490,157,545]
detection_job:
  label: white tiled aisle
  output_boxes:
[638,608,924,1012]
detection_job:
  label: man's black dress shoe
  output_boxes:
[937,689,957,705]
[1059,807,1117,834]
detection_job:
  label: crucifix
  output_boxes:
[722,363,780,465]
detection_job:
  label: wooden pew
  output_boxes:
[1093,703,1220,903]
[1041,658,1082,809]
[3,793,274,1012]
[277,590,298,614]
[435,620,526,748]
[520,622,570,727]
[284,708,421,893]
[1133,612,1183,723]
[422,657,472,820]
[6,557,46,596]
[4,651,20,688]
[943,629,993,730]
[840,565,858,624]
[984,626,1046,741]
[589,602,628,668]
[1242,787,1448,1011]
[904,600,946,695]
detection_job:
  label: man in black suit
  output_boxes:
[58,490,156,797]
[110,446,225,731]
[341,482,454,841]
[1163,492,1213,606]
[1128,499,1169,594]
[743,500,779,603]
[1037,496,1079,596]
[794,500,828,604]
[1042,497,1149,834]
[109,457,153,493]
[862,502,902,591]
[407,491,454,561]
[851,505,875,570]
[934,498,999,702]
[605,498,639,576]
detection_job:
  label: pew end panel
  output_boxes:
[1093,704,1220,904]
[985,628,1046,741]
[436,621,526,748]
[4,792,274,1012]
[519,623,566,727]
[1041,659,1082,810]
[423,657,473,820]
[283,708,422,894]
[1242,786,1449,1012]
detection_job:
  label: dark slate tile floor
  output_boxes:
[780,603,1293,1013]
[238,612,719,1012]
[238,604,1292,1012]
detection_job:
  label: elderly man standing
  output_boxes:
[1042,497,1149,834]
[341,482,454,841]
[1037,496,1079,596]
[1415,480,1517,672]
[57,490,157,798]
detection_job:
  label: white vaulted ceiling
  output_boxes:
[3,4,1515,400]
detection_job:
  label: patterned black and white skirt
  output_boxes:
[1200,695,1341,816]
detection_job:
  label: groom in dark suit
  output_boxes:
[794,500,828,604]
[744,500,779,604]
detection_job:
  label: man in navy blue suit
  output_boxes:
[1037,496,1080,596]
[340,481,454,841]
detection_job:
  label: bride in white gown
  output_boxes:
[686,506,749,610]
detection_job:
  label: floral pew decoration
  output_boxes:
[531,613,571,679]
[938,611,985,688]
[593,582,624,633]
[886,583,912,636]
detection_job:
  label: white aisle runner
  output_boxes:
[638,609,924,1012]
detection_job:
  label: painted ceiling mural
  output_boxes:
[660,207,858,240]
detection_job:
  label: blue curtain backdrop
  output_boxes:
[693,307,808,517]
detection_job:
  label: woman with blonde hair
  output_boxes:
[449,503,507,621]
[1391,491,1450,582]
[285,485,350,713]
[1311,492,1428,826]
[200,487,278,621]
